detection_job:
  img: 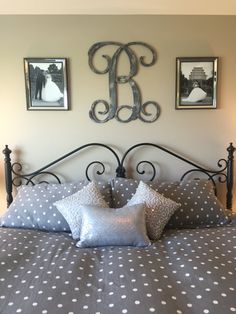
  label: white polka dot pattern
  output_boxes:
[54,181,109,239]
[111,178,229,229]
[0,181,112,232]
[0,224,235,314]
[127,181,180,240]
[111,178,158,208]
[157,180,229,228]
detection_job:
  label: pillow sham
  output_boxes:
[111,177,229,229]
[226,210,236,225]
[1,180,112,232]
[127,181,180,240]
[54,181,109,239]
[111,178,159,208]
[76,203,150,248]
[157,180,230,228]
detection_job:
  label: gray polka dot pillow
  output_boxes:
[225,209,236,225]
[157,180,230,228]
[0,180,112,232]
[110,178,229,228]
[111,178,159,208]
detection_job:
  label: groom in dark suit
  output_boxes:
[35,69,46,100]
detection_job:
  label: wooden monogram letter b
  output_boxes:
[88,41,160,123]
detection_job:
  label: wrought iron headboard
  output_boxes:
[3,142,235,210]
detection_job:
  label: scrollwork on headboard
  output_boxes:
[3,142,235,210]
[2,143,122,207]
[117,142,235,209]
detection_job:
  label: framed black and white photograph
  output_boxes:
[175,57,218,109]
[24,58,69,110]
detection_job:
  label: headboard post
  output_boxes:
[226,142,235,210]
[2,145,13,207]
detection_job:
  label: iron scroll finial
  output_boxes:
[88,41,160,123]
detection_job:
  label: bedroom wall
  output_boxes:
[0,15,236,214]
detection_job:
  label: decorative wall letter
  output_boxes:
[88,42,160,123]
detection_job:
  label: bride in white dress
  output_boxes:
[42,73,63,102]
[182,81,207,103]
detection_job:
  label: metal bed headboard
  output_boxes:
[3,142,235,209]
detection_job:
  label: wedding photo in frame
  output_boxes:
[24,58,69,110]
[175,57,218,109]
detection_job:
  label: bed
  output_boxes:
[0,142,235,314]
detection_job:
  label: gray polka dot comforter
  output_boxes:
[0,225,235,314]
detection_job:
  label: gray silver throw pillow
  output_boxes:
[1,180,112,232]
[76,203,150,248]
[54,181,109,239]
[127,181,180,240]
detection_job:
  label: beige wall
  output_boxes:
[0,15,236,214]
[1,0,236,15]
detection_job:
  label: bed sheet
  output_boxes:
[0,224,235,314]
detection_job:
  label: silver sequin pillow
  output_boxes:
[54,181,109,239]
[76,203,150,248]
[127,181,180,241]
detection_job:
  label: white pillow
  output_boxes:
[54,181,108,239]
[127,181,180,240]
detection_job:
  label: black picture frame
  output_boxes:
[175,57,218,109]
[24,57,69,110]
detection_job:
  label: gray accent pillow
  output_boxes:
[76,203,150,248]
[157,180,230,228]
[110,178,229,229]
[54,181,109,239]
[226,210,236,225]
[127,181,180,240]
[1,180,112,232]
